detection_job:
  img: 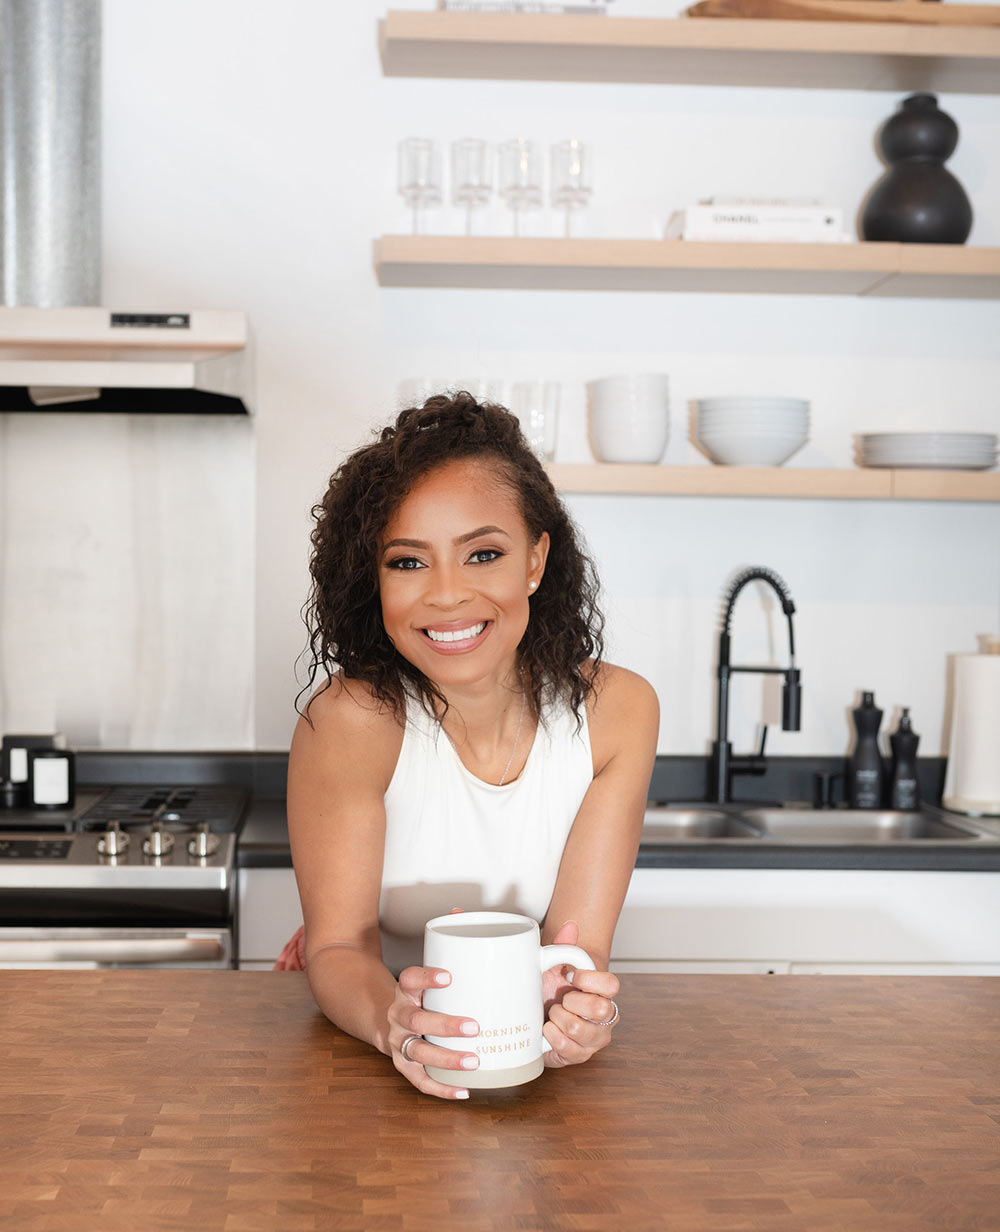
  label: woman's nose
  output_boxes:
[423,563,473,609]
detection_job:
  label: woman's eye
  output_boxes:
[469,549,502,564]
[386,557,424,571]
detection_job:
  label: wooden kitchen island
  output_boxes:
[1,973,998,1231]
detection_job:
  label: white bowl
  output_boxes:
[588,373,670,410]
[697,431,808,466]
[697,411,810,427]
[700,429,807,441]
[697,396,810,410]
[587,372,670,463]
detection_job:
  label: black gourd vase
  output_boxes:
[861,93,972,244]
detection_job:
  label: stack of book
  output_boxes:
[666,198,849,243]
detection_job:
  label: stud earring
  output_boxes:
[529,581,537,590]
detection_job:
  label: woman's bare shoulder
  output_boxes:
[583,660,659,770]
[585,660,658,716]
[290,673,405,790]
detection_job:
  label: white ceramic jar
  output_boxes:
[586,373,670,463]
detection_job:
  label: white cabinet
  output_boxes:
[240,864,1000,974]
[611,868,1000,975]
[237,868,302,969]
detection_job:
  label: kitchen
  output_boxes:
[2,0,1000,1228]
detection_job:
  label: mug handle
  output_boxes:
[537,943,596,1055]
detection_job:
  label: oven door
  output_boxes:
[0,926,232,969]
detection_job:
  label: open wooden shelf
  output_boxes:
[544,463,1000,502]
[379,11,1000,93]
[374,237,1000,299]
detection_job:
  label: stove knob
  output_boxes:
[142,823,175,859]
[97,822,130,857]
[187,822,221,859]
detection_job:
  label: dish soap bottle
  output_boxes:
[889,708,920,811]
[848,691,884,809]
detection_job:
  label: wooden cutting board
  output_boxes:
[685,0,1000,25]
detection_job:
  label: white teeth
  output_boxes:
[425,622,486,644]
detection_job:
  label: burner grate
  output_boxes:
[77,786,248,834]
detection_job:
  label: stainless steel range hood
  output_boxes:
[0,307,254,414]
[0,3,252,415]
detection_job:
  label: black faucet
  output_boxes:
[710,566,802,803]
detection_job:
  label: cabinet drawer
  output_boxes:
[614,868,1000,966]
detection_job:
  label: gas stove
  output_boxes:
[0,785,248,967]
[0,785,245,882]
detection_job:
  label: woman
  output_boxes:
[286,392,658,1100]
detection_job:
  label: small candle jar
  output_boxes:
[28,748,76,810]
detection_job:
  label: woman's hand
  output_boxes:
[541,921,620,1069]
[388,965,481,1099]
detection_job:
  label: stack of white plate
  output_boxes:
[695,397,810,466]
[858,433,998,471]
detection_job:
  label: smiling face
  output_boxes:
[379,457,549,691]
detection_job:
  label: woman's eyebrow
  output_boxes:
[382,538,426,551]
[382,525,511,553]
[455,525,510,545]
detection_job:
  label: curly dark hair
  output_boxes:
[298,391,605,726]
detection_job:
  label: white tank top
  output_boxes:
[378,692,594,974]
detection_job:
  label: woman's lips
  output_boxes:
[420,620,490,653]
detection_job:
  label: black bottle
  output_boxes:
[889,708,920,811]
[848,692,884,809]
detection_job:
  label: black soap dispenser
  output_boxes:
[848,691,884,809]
[889,708,920,811]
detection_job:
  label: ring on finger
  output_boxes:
[400,1033,422,1062]
[578,998,619,1027]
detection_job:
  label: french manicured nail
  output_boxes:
[434,972,450,985]
[461,1055,480,1070]
[460,1020,479,1036]
[455,1090,470,1099]
[566,967,576,984]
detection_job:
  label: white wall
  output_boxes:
[1,0,998,757]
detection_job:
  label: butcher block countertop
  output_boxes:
[2,973,999,1232]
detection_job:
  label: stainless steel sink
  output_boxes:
[641,808,760,842]
[738,808,987,843]
[638,804,995,846]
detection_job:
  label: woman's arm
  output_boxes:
[286,680,480,1098]
[540,663,659,1064]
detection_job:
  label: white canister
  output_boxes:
[586,372,670,463]
[943,649,1000,816]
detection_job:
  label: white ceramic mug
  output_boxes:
[586,372,670,464]
[422,911,595,1089]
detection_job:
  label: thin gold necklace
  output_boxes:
[497,689,527,787]
[443,687,527,787]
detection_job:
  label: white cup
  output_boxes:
[422,910,595,1089]
[586,372,670,464]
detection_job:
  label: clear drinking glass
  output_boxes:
[454,378,507,406]
[398,377,448,409]
[550,139,591,238]
[397,138,442,235]
[498,139,543,237]
[451,138,492,236]
[511,381,560,462]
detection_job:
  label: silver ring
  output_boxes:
[579,998,619,1027]
[399,1033,422,1062]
